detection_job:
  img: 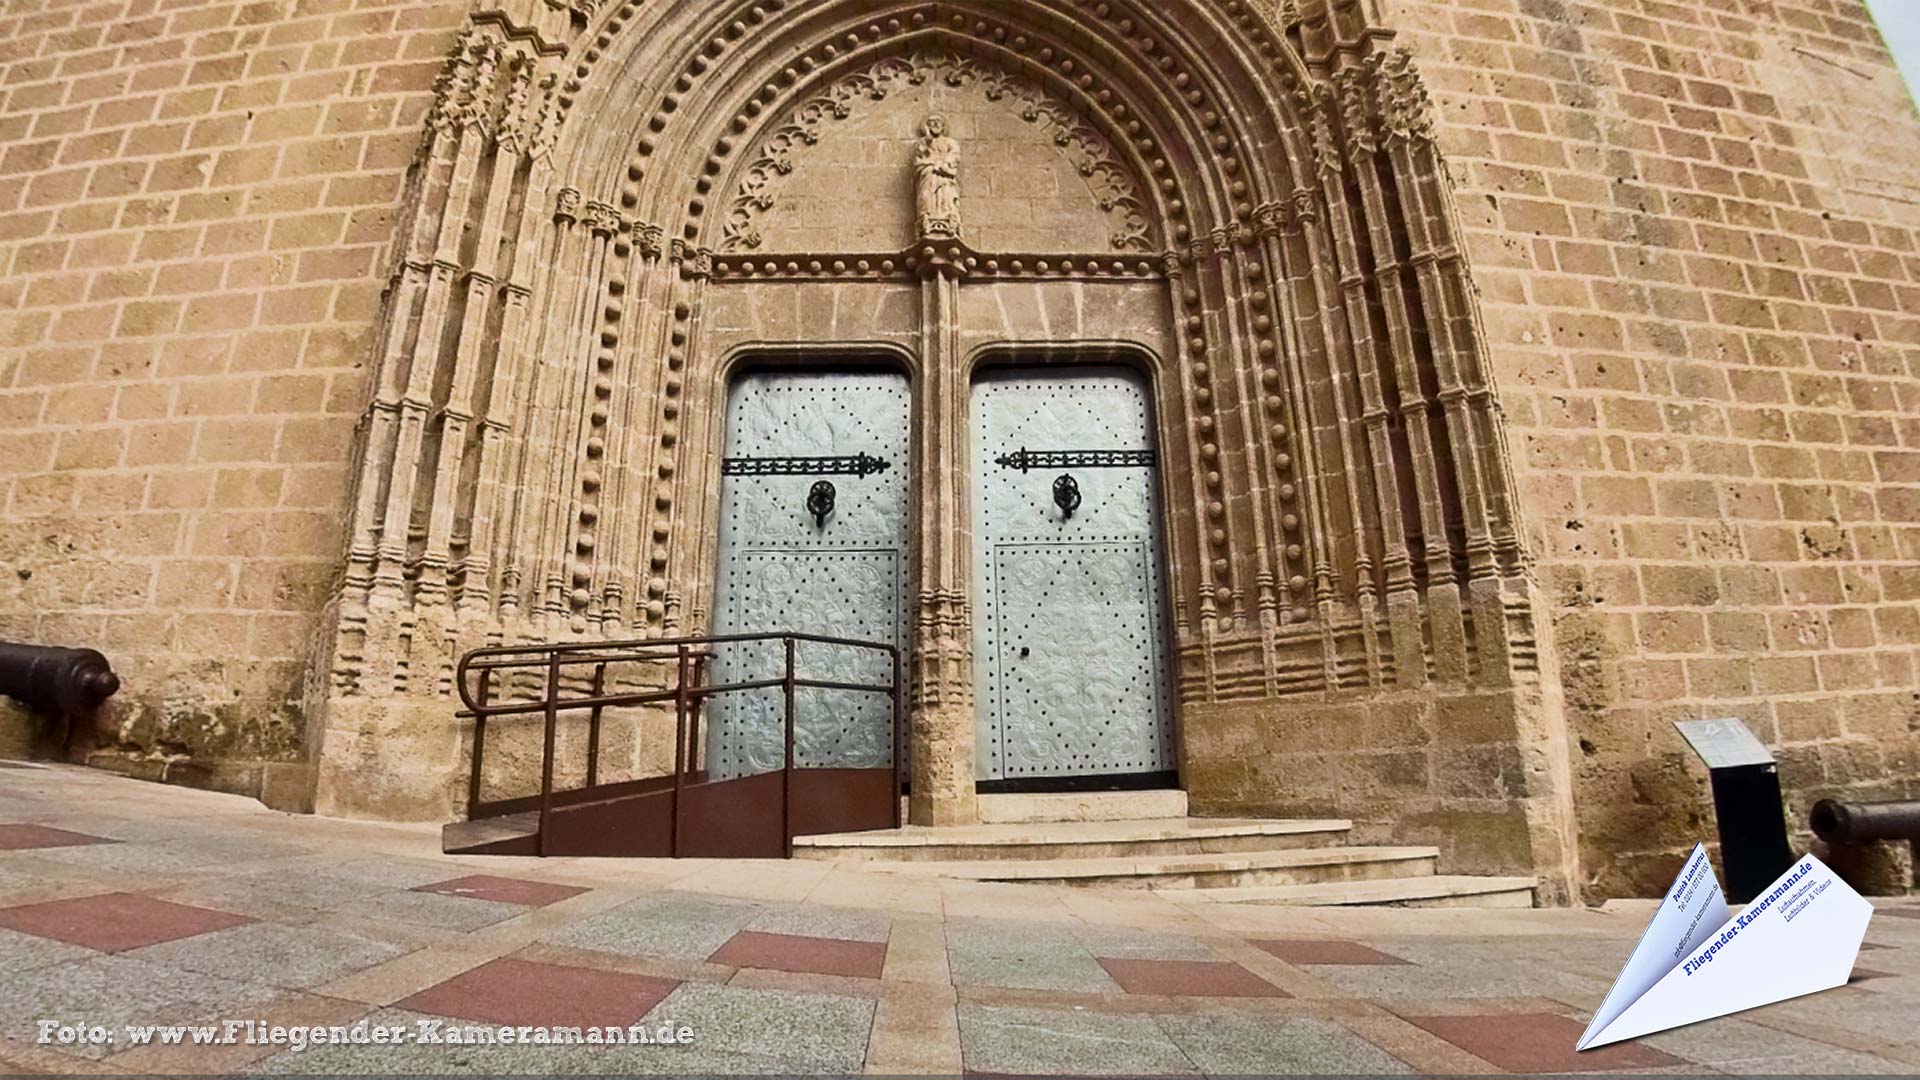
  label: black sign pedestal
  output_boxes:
[1674,718,1797,904]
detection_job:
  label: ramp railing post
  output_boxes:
[538,651,561,856]
[585,661,606,788]
[672,644,690,858]
[467,666,491,816]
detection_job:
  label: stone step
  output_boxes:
[1157,874,1538,908]
[791,817,1353,862]
[854,845,1439,889]
[976,790,1188,824]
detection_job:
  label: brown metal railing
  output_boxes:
[454,632,905,856]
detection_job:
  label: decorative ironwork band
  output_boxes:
[993,448,1157,472]
[721,453,891,477]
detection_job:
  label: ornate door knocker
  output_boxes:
[1052,473,1081,519]
[806,480,836,529]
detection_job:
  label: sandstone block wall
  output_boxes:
[1392,0,1920,895]
[0,0,464,803]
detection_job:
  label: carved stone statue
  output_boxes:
[913,114,961,240]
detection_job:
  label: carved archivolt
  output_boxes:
[328,0,1533,713]
[720,49,1156,253]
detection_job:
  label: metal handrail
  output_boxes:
[456,632,905,857]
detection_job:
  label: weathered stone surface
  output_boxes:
[0,0,1915,898]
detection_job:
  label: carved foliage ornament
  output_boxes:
[423,29,563,158]
[721,50,1155,253]
[1376,49,1437,147]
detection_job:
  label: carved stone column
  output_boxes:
[909,252,977,827]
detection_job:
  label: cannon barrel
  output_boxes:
[1810,798,1920,844]
[0,642,120,718]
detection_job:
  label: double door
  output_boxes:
[710,366,1172,783]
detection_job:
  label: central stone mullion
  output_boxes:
[907,257,979,827]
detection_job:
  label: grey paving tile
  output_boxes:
[1304,938,1613,1001]
[244,1008,562,1075]
[746,901,891,943]
[129,921,410,990]
[1074,924,1222,961]
[332,889,523,932]
[314,857,476,889]
[0,925,97,971]
[1745,983,1920,1045]
[640,980,874,1072]
[0,954,275,1058]
[957,1001,1197,1076]
[947,917,1121,992]
[1158,1010,1413,1075]
[544,894,760,961]
[171,869,404,913]
[28,841,228,874]
[1640,1015,1911,1075]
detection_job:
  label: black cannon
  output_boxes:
[1811,798,1920,895]
[0,642,120,719]
[1811,799,1920,844]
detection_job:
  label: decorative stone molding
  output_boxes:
[719,48,1156,254]
[709,242,1163,283]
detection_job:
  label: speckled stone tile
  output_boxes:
[1304,939,1614,1001]
[129,921,410,991]
[1159,1010,1415,1074]
[946,917,1122,993]
[544,894,760,961]
[1639,1015,1912,1074]
[957,1001,1196,1075]
[26,841,228,874]
[170,869,404,914]
[313,857,479,890]
[1747,982,1920,1044]
[332,889,523,933]
[0,925,96,971]
[0,954,277,1058]
[746,901,891,943]
[1076,924,1223,961]
[640,980,874,1072]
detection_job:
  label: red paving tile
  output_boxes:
[0,892,253,952]
[1252,938,1409,965]
[399,956,678,1028]
[413,874,589,908]
[1095,957,1288,997]
[0,823,117,851]
[708,930,887,979]
[1406,1011,1684,1073]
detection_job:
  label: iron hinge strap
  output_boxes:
[992,448,1156,472]
[721,453,891,477]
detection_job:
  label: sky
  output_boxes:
[1865,0,1920,106]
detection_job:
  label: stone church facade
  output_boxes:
[2,0,1917,899]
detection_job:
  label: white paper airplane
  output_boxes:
[1578,844,1873,1050]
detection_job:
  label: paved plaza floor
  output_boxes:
[0,762,1915,1076]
